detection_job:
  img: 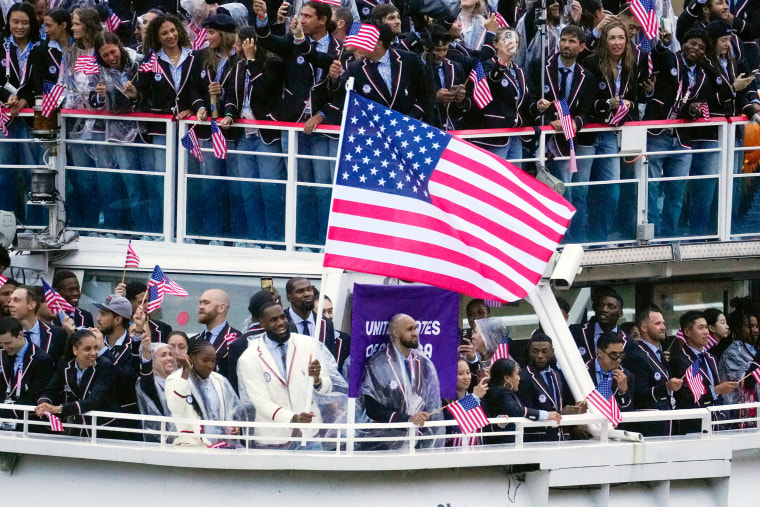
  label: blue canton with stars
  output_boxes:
[338,93,450,202]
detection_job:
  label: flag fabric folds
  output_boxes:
[41,278,75,313]
[446,393,490,434]
[490,331,510,364]
[125,241,140,268]
[469,60,493,109]
[630,0,658,40]
[0,108,10,136]
[41,81,65,118]
[146,275,164,314]
[105,6,122,32]
[553,98,578,173]
[182,127,204,164]
[191,25,208,50]
[211,119,227,159]
[0,275,7,288]
[323,93,575,303]
[152,265,188,296]
[609,100,629,126]
[74,55,99,75]
[495,12,508,28]
[586,379,622,427]
[45,412,64,432]
[139,52,159,73]
[685,357,706,403]
[344,23,380,52]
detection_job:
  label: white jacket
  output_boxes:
[237,333,332,445]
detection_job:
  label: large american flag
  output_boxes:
[685,357,706,403]
[586,377,622,426]
[345,23,380,52]
[74,55,99,75]
[181,127,204,164]
[41,80,65,118]
[105,6,122,32]
[630,0,658,40]
[210,119,227,159]
[41,278,75,313]
[323,94,575,302]
[553,98,577,173]
[124,240,140,268]
[490,331,510,364]
[469,60,493,109]
[446,393,490,434]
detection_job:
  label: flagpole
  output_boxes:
[121,264,127,285]
[299,76,355,447]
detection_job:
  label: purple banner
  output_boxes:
[349,284,459,398]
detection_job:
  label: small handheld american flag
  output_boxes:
[41,80,65,118]
[586,377,622,426]
[495,12,508,28]
[639,37,654,77]
[490,331,510,364]
[210,119,227,159]
[125,240,140,268]
[345,23,380,52]
[74,55,99,75]
[181,127,204,164]
[139,52,159,73]
[685,357,706,403]
[192,26,208,50]
[45,412,64,432]
[0,108,9,137]
[553,98,577,173]
[146,265,166,314]
[105,6,122,32]
[699,102,710,122]
[0,275,7,288]
[41,278,75,313]
[469,60,493,109]
[609,99,629,126]
[630,0,659,40]
[446,393,489,434]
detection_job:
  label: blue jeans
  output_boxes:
[687,140,720,236]
[228,135,286,242]
[66,132,114,230]
[585,131,621,243]
[113,141,163,234]
[485,137,522,168]
[647,131,692,238]
[282,131,338,246]
[0,119,33,217]
[550,141,594,243]
[614,160,640,240]
[187,137,227,239]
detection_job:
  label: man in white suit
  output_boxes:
[237,301,332,449]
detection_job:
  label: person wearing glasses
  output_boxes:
[588,331,634,412]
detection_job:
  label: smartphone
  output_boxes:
[261,277,274,294]
[286,1,294,18]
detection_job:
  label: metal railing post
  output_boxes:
[285,128,298,251]
[164,119,177,242]
[718,121,731,241]
[175,121,187,244]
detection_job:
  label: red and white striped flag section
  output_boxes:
[0,107,10,136]
[609,99,629,126]
[700,102,710,121]
[224,330,238,347]
[706,333,717,350]
[146,275,164,314]
[553,98,577,173]
[210,119,227,159]
[0,274,7,288]
[750,362,760,384]
[74,55,99,75]
[639,37,654,77]
[125,240,140,268]
[446,393,490,434]
[191,25,208,50]
[674,328,685,342]
[586,381,622,427]
[139,52,159,73]
[41,80,65,118]
[495,12,508,27]
[469,60,493,109]
[344,23,380,52]
[323,93,575,303]
[490,331,510,364]
[313,0,341,5]
[181,127,204,164]
[44,411,64,432]
[41,278,75,313]
[630,0,658,40]
[105,6,122,32]
[151,265,188,296]
[685,357,706,403]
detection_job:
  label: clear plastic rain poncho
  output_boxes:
[357,342,443,451]
[474,317,511,363]
[60,45,103,140]
[97,58,143,143]
[135,343,176,443]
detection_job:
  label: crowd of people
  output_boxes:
[2,0,760,245]
[1,237,759,448]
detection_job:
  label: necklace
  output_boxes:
[166,50,181,65]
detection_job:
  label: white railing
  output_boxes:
[2,401,759,456]
[7,110,760,250]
